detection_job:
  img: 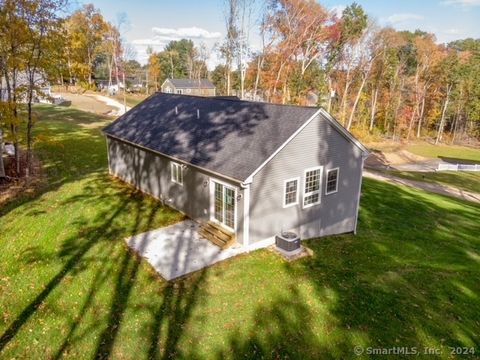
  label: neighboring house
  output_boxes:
[0,72,51,103]
[103,93,369,251]
[161,78,216,97]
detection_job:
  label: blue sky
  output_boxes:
[84,0,480,67]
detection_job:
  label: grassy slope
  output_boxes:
[407,143,480,163]
[0,105,479,359]
[113,93,147,108]
[388,170,480,194]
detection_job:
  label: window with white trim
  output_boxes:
[283,178,299,207]
[171,162,183,185]
[176,89,183,94]
[326,168,339,194]
[303,167,322,207]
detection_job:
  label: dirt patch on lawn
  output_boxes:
[57,92,115,115]
[365,141,430,167]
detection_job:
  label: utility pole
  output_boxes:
[123,71,127,113]
[146,68,149,95]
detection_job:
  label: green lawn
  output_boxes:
[388,170,480,194]
[407,143,480,163]
[1,105,479,359]
[113,93,147,108]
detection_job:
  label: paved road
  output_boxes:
[364,170,480,204]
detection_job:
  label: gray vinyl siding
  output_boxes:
[161,79,216,97]
[248,114,363,244]
[106,136,245,244]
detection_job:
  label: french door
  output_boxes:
[212,181,236,230]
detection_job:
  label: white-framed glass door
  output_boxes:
[212,181,236,231]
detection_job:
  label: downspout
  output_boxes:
[354,153,369,235]
[240,179,252,249]
[106,136,112,175]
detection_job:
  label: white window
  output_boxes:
[303,167,322,208]
[171,162,183,185]
[326,168,339,195]
[283,177,299,208]
[176,89,183,94]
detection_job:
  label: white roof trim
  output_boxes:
[245,108,369,183]
[160,79,170,88]
[319,108,370,155]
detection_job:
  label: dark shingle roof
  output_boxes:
[168,78,215,89]
[103,93,319,182]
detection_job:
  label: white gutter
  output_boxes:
[353,156,365,235]
[240,180,251,248]
[104,134,244,185]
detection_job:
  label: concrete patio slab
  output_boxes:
[125,220,245,280]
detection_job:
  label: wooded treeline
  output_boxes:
[1,0,480,181]
[0,1,139,178]
[209,0,480,142]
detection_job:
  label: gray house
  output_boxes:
[103,93,369,251]
[1,72,51,103]
[161,78,216,97]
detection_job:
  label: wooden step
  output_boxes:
[200,223,232,243]
[199,221,236,249]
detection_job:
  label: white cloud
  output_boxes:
[151,27,221,40]
[441,0,480,6]
[384,13,424,24]
[443,28,462,35]
[132,26,223,69]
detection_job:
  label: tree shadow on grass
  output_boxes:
[301,179,480,356]
[438,156,478,165]
[0,175,133,351]
[0,105,111,219]
[0,172,197,359]
[212,178,480,359]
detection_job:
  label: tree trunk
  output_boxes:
[416,94,426,138]
[340,66,352,125]
[407,67,420,140]
[226,57,231,96]
[346,73,367,131]
[26,98,33,179]
[384,64,400,135]
[273,61,285,96]
[253,56,263,101]
[435,84,452,145]
[369,85,379,132]
[406,105,417,140]
[0,128,5,178]
[145,69,149,95]
[26,65,38,179]
[451,112,460,144]
[392,78,405,141]
[6,68,20,175]
[108,56,113,88]
[326,75,333,113]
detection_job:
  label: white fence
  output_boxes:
[437,163,480,172]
